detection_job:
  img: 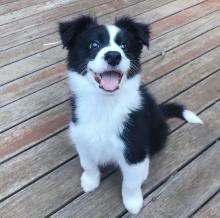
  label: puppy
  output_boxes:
[59,16,203,214]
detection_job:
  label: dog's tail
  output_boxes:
[160,103,203,124]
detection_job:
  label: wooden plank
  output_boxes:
[123,141,220,218]
[1,45,219,132]
[0,79,70,133]
[0,0,213,68]
[0,158,83,218]
[99,0,178,23]
[142,26,220,84]
[0,130,76,201]
[135,0,208,25]
[1,69,219,201]
[0,0,17,5]
[147,46,220,103]
[1,26,219,108]
[0,45,66,86]
[1,0,204,53]
[0,0,78,26]
[0,62,66,107]
[192,191,220,218]
[0,47,218,152]
[38,102,219,218]
[1,7,219,88]
[0,33,61,68]
[0,102,70,163]
[149,0,220,38]
[142,10,220,62]
[0,0,50,16]
[0,0,205,51]
[167,71,220,131]
[0,0,143,41]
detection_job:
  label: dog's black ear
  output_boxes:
[59,16,97,49]
[115,16,150,48]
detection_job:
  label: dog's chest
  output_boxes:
[70,91,142,164]
[71,97,127,163]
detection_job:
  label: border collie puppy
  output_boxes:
[59,16,203,214]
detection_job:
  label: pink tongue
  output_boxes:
[100,72,120,91]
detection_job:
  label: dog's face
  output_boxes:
[59,16,150,93]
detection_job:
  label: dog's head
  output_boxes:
[59,16,150,93]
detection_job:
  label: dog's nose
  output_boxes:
[104,51,121,66]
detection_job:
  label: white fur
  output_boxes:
[183,110,203,124]
[68,69,149,214]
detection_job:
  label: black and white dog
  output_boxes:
[59,16,203,214]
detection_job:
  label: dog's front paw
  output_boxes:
[80,172,100,192]
[122,189,143,214]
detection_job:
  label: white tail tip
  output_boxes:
[183,110,203,124]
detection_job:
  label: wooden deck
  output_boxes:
[0,0,219,217]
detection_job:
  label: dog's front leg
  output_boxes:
[78,149,100,193]
[119,157,150,214]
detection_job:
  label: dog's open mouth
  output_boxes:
[93,71,123,92]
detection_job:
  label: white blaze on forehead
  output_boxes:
[105,25,120,46]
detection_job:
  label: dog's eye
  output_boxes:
[119,42,127,50]
[89,41,100,49]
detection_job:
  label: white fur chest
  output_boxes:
[68,71,142,165]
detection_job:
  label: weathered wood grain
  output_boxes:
[135,0,208,25]
[1,69,219,202]
[0,0,214,68]
[1,8,219,88]
[0,0,144,41]
[142,26,220,84]
[0,0,77,26]
[0,45,66,86]
[149,0,220,38]
[0,1,219,217]
[0,130,76,201]
[0,62,66,107]
[0,79,70,133]
[167,71,220,131]
[0,102,70,163]
[192,191,220,218]
[124,140,220,218]
[147,46,220,103]
[0,46,218,161]
[0,0,17,5]
[49,102,220,218]
[0,0,50,16]
[99,0,180,23]
[1,46,218,137]
[1,25,219,108]
[142,10,220,62]
[0,0,203,51]
[0,158,83,218]
[0,33,61,68]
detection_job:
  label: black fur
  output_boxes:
[120,86,168,164]
[115,16,150,78]
[70,95,77,123]
[160,103,185,120]
[59,16,150,78]
[115,16,150,48]
[59,16,97,49]
[59,16,111,73]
